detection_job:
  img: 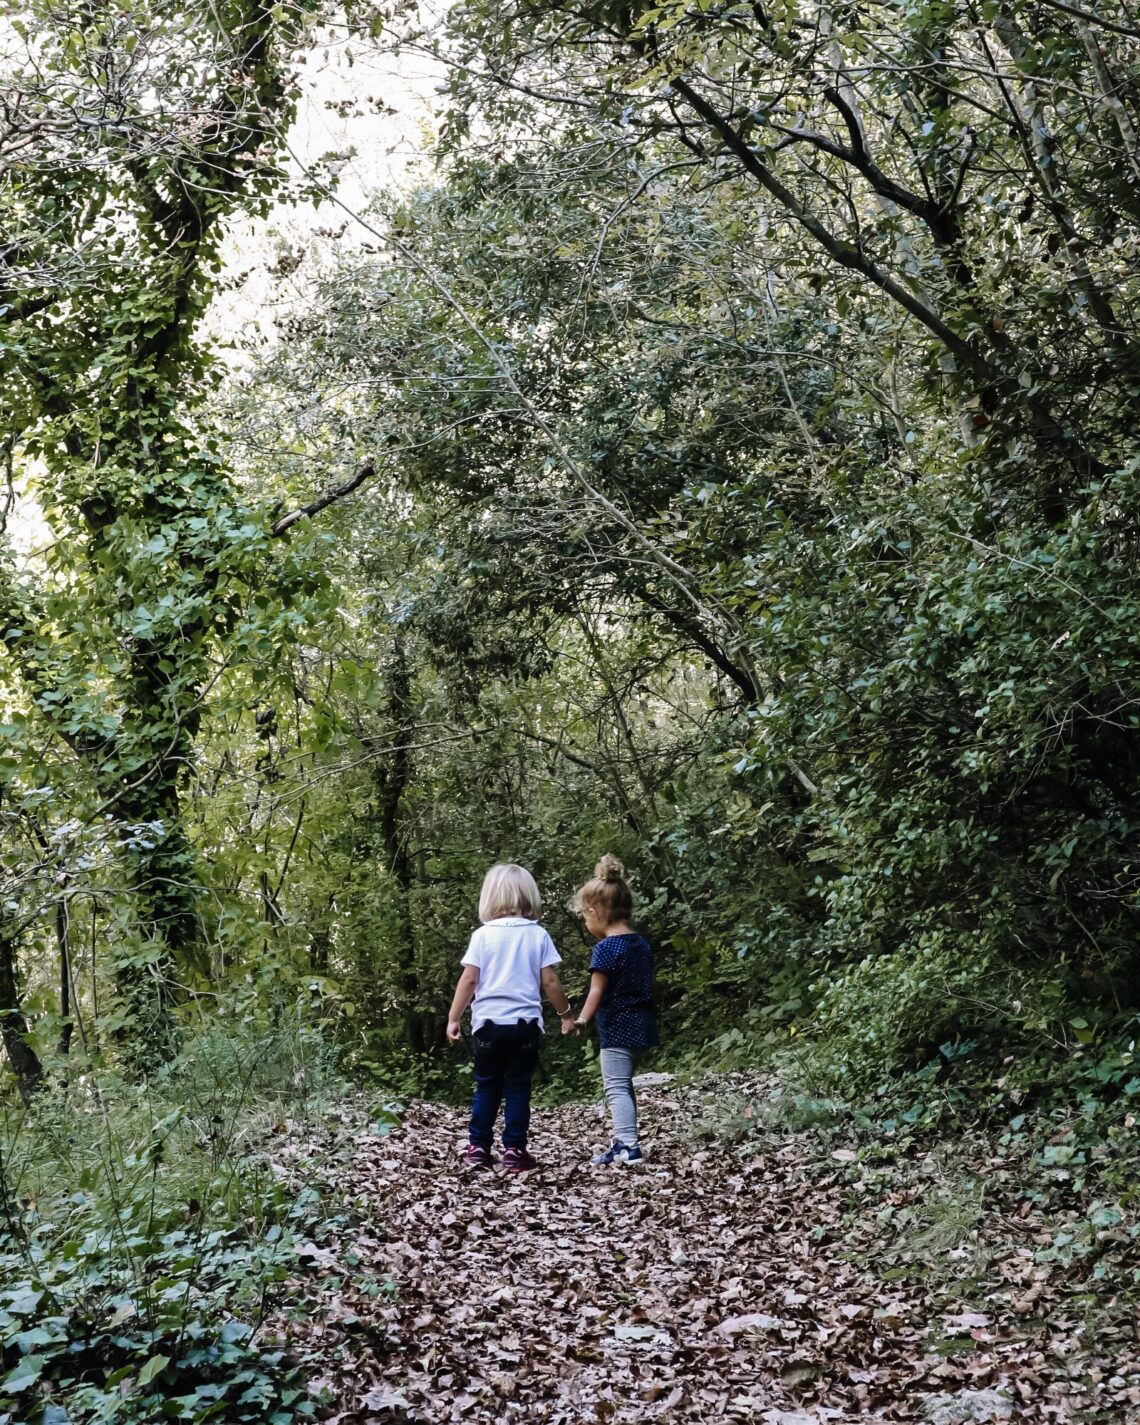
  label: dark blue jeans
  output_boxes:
[469,1019,541,1149]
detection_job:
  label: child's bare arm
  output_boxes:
[575,971,609,1027]
[540,965,575,1021]
[446,965,479,1042]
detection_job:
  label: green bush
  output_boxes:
[802,937,1023,1091]
[0,1019,342,1424]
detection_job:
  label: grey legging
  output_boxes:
[600,1047,641,1146]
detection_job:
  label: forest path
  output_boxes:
[276,1074,1122,1425]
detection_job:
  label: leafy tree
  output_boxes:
[0,0,347,1073]
[436,0,1140,485]
[241,0,1140,1078]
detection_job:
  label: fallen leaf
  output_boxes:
[716,1312,784,1335]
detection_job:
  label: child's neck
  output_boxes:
[602,920,632,937]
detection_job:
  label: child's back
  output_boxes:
[572,855,658,1166]
[464,917,557,1029]
[590,930,658,1050]
[446,863,575,1171]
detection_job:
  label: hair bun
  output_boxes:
[594,854,625,883]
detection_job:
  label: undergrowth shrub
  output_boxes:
[802,938,1034,1091]
[0,1016,343,1424]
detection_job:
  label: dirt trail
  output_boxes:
[272,1075,1129,1424]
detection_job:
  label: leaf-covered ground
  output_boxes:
[266,1075,1139,1424]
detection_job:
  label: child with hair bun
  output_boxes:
[571,855,658,1166]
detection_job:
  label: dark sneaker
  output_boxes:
[502,1146,539,1173]
[463,1143,493,1168]
[591,1141,645,1166]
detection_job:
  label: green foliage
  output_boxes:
[0,1224,306,1423]
[348,0,1140,1092]
[5,0,1140,1191]
[0,1019,341,1423]
[6,0,1138,1412]
[194,0,1140,1114]
[1,0,328,1074]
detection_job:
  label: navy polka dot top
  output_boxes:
[590,932,658,1050]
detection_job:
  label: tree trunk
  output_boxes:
[374,644,426,1053]
[110,769,194,1066]
[0,928,43,1103]
[57,897,73,1056]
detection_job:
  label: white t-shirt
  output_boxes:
[461,917,561,1032]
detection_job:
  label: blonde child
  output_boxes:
[572,855,658,1165]
[446,863,575,1171]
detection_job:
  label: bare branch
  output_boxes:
[1030,0,1140,39]
[271,459,376,535]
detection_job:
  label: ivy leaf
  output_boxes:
[136,1353,170,1387]
[2,1353,46,1392]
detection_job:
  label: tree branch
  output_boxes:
[1031,0,1140,38]
[669,75,994,383]
[271,459,376,535]
[822,83,867,161]
[644,595,758,703]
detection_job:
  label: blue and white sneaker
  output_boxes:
[591,1141,645,1166]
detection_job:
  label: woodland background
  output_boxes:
[2,0,1139,1418]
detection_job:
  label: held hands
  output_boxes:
[561,1010,591,1037]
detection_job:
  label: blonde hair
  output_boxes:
[572,854,632,925]
[478,863,542,923]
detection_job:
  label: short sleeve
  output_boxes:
[590,938,620,974]
[540,931,561,969]
[460,930,483,969]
